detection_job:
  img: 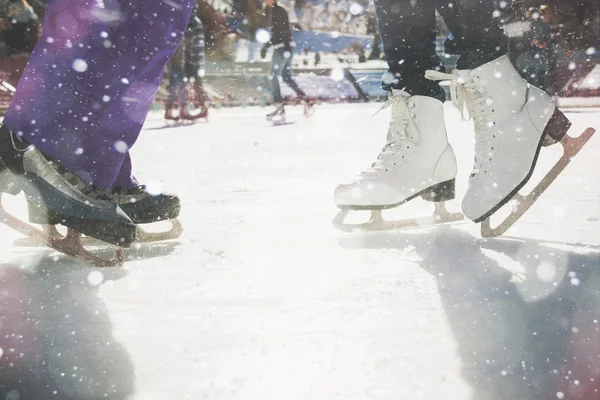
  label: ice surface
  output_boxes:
[1,104,599,399]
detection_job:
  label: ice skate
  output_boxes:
[108,185,183,243]
[183,104,209,122]
[0,125,135,267]
[183,81,209,122]
[302,98,316,118]
[266,102,286,124]
[333,90,463,232]
[165,103,183,124]
[15,184,183,247]
[426,55,595,237]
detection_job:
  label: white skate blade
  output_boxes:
[333,202,464,232]
[481,127,596,237]
[14,219,184,247]
[267,114,286,124]
[135,219,183,243]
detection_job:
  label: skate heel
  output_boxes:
[542,108,571,147]
[421,179,455,202]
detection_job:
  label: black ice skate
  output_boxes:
[0,125,135,267]
[107,185,183,242]
[18,185,183,245]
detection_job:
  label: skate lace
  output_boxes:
[425,70,496,174]
[363,90,418,176]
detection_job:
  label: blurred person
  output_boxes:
[0,0,38,56]
[261,0,313,122]
[294,0,305,23]
[0,0,193,258]
[247,0,264,62]
[522,7,552,91]
[166,1,209,122]
[0,0,39,83]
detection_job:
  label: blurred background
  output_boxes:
[0,0,598,110]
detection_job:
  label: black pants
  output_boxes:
[375,0,508,100]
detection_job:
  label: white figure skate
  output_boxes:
[266,102,286,124]
[426,55,595,237]
[333,90,463,232]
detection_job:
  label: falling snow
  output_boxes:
[72,59,88,73]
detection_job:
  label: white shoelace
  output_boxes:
[425,70,496,174]
[362,90,418,176]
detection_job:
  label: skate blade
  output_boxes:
[333,202,464,232]
[481,127,596,237]
[2,195,124,267]
[135,219,183,243]
[14,219,184,246]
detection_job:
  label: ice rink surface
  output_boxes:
[1,103,599,399]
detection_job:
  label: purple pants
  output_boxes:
[3,0,195,190]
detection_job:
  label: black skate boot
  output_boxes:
[0,125,136,252]
[107,185,182,242]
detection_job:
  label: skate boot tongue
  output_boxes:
[365,90,418,176]
[425,69,495,175]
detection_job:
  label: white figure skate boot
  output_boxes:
[426,55,595,236]
[333,90,463,231]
